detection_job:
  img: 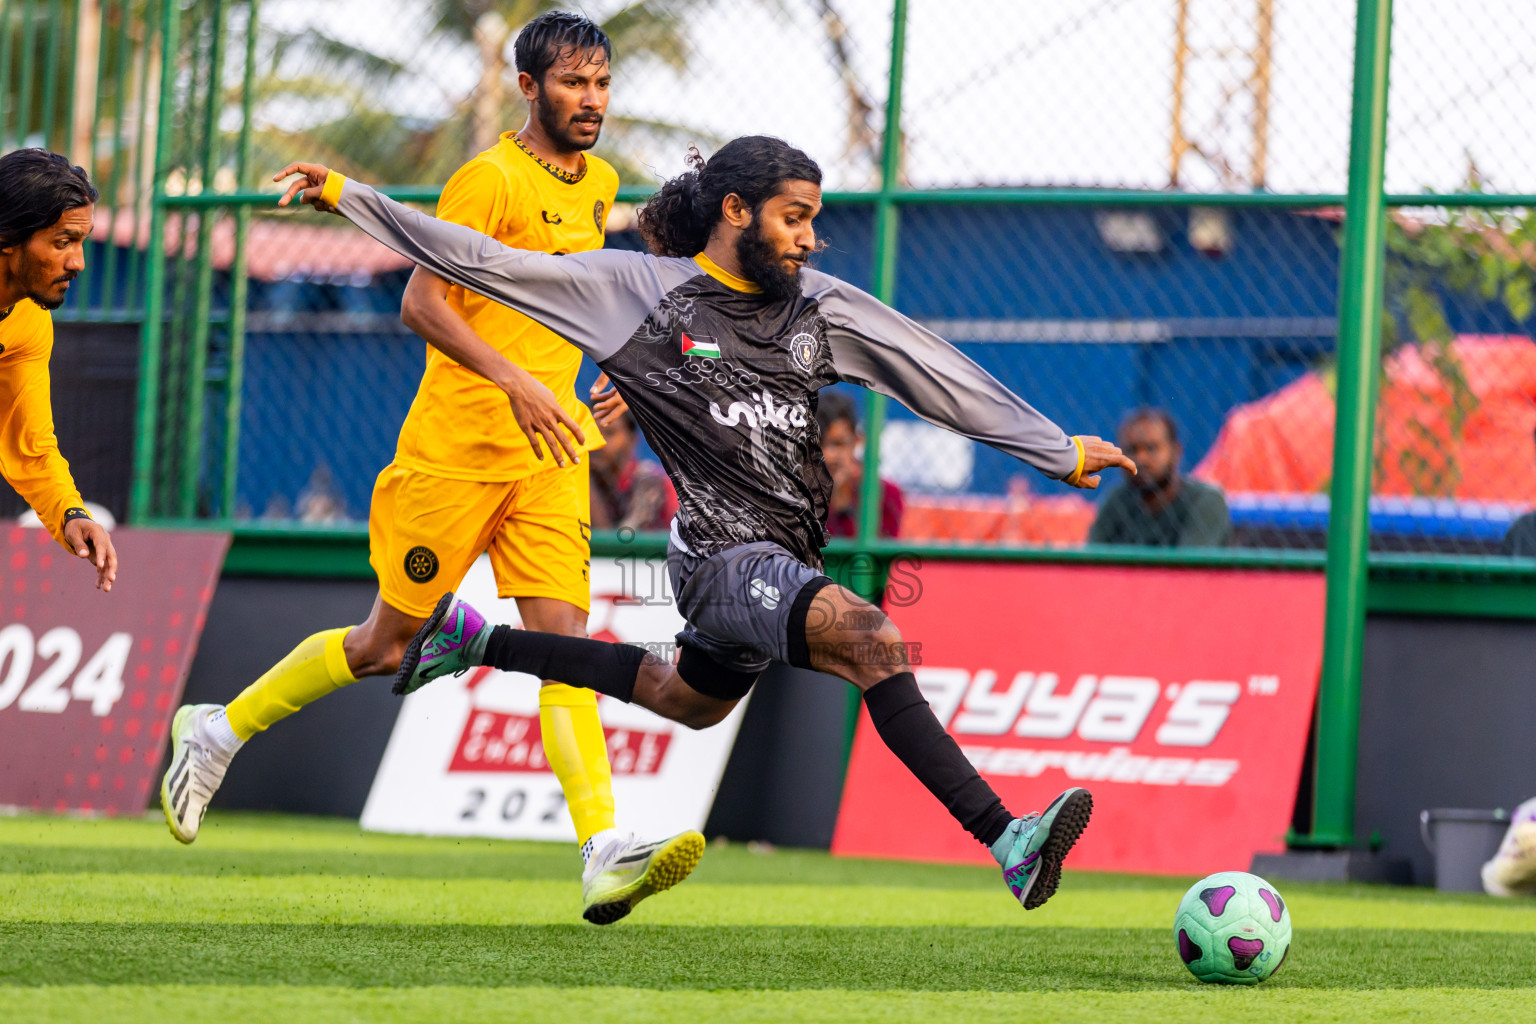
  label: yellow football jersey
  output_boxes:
[393,132,619,481]
[0,299,85,549]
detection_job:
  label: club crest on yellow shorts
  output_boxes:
[404,545,440,583]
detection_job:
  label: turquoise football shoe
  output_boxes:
[990,787,1094,910]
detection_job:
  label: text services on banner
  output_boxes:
[832,563,1325,875]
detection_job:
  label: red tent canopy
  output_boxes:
[1196,335,1536,502]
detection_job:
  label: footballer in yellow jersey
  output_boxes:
[0,149,117,590]
[162,12,700,923]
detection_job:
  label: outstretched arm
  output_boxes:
[807,272,1134,489]
[275,163,668,363]
[0,328,117,589]
[401,267,586,465]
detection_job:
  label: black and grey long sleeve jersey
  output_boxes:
[328,175,1084,566]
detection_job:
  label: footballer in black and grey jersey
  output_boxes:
[291,141,1124,910]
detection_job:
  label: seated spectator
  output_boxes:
[1502,431,1536,556]
[590,409,677,532]
[817,391,904,538]
[1089,407,1230,547]
[1503,513,1536,556]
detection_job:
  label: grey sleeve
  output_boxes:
[805,272,1080,480]
[332,176,691,361]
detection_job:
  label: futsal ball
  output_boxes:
[1173,871,1291,984]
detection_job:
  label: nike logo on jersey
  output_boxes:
[542,210,563,224]
[709,389,809,432]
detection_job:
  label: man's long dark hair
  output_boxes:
[638,136,822,258]
[0,149,98,250]
[513,10,611,82]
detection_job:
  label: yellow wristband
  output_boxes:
[319,170,347,208]
[1065,436,1086,485]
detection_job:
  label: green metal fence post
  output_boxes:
[223,0,260,519]
[40,0,64,147]
[161,13,209,513]
[99,0,135,313]
[856,0,907,558]
[0,5,13,148]
[125,5,158,316]
[1309,0,1394,847]
[17,0,40,145]
[181,0,227,517]
[130,0,183,522]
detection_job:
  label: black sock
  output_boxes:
[481,626,647,703]
[863,671,1014,849]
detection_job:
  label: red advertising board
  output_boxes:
[0,526,229,816]
[833,563,1325,875]
[448,667,674,775]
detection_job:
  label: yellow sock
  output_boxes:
[224,628,357,741]
[539,683,616,846]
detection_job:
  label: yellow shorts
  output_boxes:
[369,460,591,619]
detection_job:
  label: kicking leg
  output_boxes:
[802,584,1093,911]
[394,593,741,728]
[392,578,1087,908]
[162,594,419,844]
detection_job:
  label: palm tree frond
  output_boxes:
[267,27,414,88]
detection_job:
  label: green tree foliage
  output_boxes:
[1381,193,1536,496]
[246,0,721,187]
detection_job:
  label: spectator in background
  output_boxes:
[590,407,677,532]
[818,390,904,538]
[1501,428,1536,556]
[296,464,348,523]
[1089,407,1230,547]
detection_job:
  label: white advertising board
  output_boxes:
[361,553,747,841]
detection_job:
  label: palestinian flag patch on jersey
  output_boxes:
[680,333,721,359]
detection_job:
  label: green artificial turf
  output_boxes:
[2,813,1534,1023]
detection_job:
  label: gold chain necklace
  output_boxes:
[512,134,586,185]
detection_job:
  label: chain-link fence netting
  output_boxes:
[886,196,1535,556]
[1364,1,1536,556]
[5,1,1535,561]
[0,0,163,528]
[879,199,1341,549]
[1388,1,1536,197]
[144,0,895,521]
[902,0,1355,193]
[1351,203,1536,556]
[2,0,160,325]
[247,0,890,191]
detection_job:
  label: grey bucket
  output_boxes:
[1419,808,1511,892]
